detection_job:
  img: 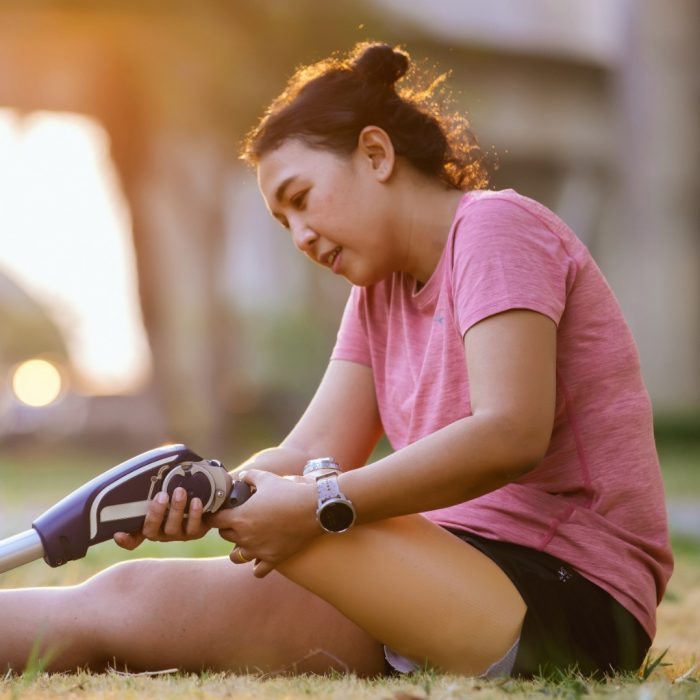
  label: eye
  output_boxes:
[290,189,308,210]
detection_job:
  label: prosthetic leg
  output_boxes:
[0,444,251,575]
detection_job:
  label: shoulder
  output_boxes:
[456,188,565,234]
[450,188,583,263]
[446,190,583,331]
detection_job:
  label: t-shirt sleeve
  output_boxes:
[330,286,372,366]
[451,196,575,335]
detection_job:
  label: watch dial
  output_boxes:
[320,502,354,532]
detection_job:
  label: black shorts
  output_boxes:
[444,528,652,678]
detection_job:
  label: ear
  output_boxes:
[356,126,395,182]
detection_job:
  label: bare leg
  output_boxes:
[0,557,385,675]
[278,515,526,676]
[0,516,525,676]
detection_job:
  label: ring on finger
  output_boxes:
[235,547,251,563]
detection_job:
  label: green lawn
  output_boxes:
[659,442,700,500]
[1,665,699,700]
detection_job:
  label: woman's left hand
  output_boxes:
[207,469,320,578]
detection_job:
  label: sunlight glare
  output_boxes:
[0,109,151,394]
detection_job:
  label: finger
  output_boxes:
[184,497,204,538]
[237,468,266,488]
[163,486,188,536]
[253,560,275,578]
[218,527,237,543]
[113,531,145,551]
[207,509,235,529]
[142,491,169,538]
[229,546,253,565]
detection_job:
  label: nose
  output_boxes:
[290,221,318,254]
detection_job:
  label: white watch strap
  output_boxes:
[317,472,343,503]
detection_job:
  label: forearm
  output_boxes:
[339,413,545,524]
[231,443,315,477]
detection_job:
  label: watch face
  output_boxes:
[319,501,355,533]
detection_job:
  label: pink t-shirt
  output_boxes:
[331,188,673,640]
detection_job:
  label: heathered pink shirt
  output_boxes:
[331,189,673,639]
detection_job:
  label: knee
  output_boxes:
[84,558,155,598]
[81,558,172,622]
[76,559,162,664]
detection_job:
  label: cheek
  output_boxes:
[315,190,337,212]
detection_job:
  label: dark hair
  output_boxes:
[241,42,488,191]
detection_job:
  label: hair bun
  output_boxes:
[352,43,409,88]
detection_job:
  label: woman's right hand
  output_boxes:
[113,487,211,550]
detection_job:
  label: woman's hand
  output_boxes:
[207,469,320,579]
[113,486,210,550]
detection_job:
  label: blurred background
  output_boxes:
[0,0,697,486]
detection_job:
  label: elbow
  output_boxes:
[484,413,552,480]
[505,446,547,480]
[516,427,551,473]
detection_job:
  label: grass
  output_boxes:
[0,443,699,698]
[1,664,699,700]
[658,441,700,501]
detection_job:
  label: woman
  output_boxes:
[0,42,672,678]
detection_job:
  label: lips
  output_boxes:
[324,246,342,271]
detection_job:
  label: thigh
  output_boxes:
[80,557,385,675]
[450,532,651,677]
[277,515,527,676]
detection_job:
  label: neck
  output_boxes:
[398,182,465,284]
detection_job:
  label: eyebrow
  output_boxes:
[274,175,297,204]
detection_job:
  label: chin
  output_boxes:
[342,260,392,287]
[345,270,383,287]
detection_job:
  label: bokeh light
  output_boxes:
[11,358,64,407]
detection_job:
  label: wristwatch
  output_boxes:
[315,472,356,534]
[303,457,341,478]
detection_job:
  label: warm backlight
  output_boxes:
[12,359,63,407]
[0,109,150,394]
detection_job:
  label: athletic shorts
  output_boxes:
[385,528,652,678]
